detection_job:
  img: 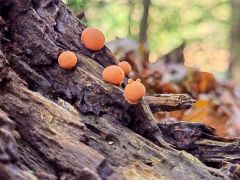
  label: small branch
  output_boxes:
[145,94,196,113]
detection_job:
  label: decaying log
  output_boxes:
[0,71,225,179]
[0,0,170,149]
[0,0,239,179]
[145,94,196,113]
[0,104,34,179]
[159,122,240,179]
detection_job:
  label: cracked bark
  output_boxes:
[0,0,239,179]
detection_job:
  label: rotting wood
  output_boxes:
[0,0,239,179]
[158,122,240,179]
[0,107,34,180]
[0,68,228,179]
[145,94,196,113]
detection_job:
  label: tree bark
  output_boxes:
[229,0,240,80]
[127,0,134,37]
[139,0,150,44]
[0,0,239,179]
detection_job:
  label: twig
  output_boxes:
[145,94,196,113]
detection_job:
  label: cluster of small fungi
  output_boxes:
[58,27,146,104]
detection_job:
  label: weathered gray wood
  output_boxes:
[145,94,196,112]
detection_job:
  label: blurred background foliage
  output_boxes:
[65,0,235,80]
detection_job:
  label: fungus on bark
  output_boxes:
[118,61,132,75]
[124,79,146,104]
[81,27,105,51]
[58,51,78,69]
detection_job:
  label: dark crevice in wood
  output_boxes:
[17,138,58,177]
